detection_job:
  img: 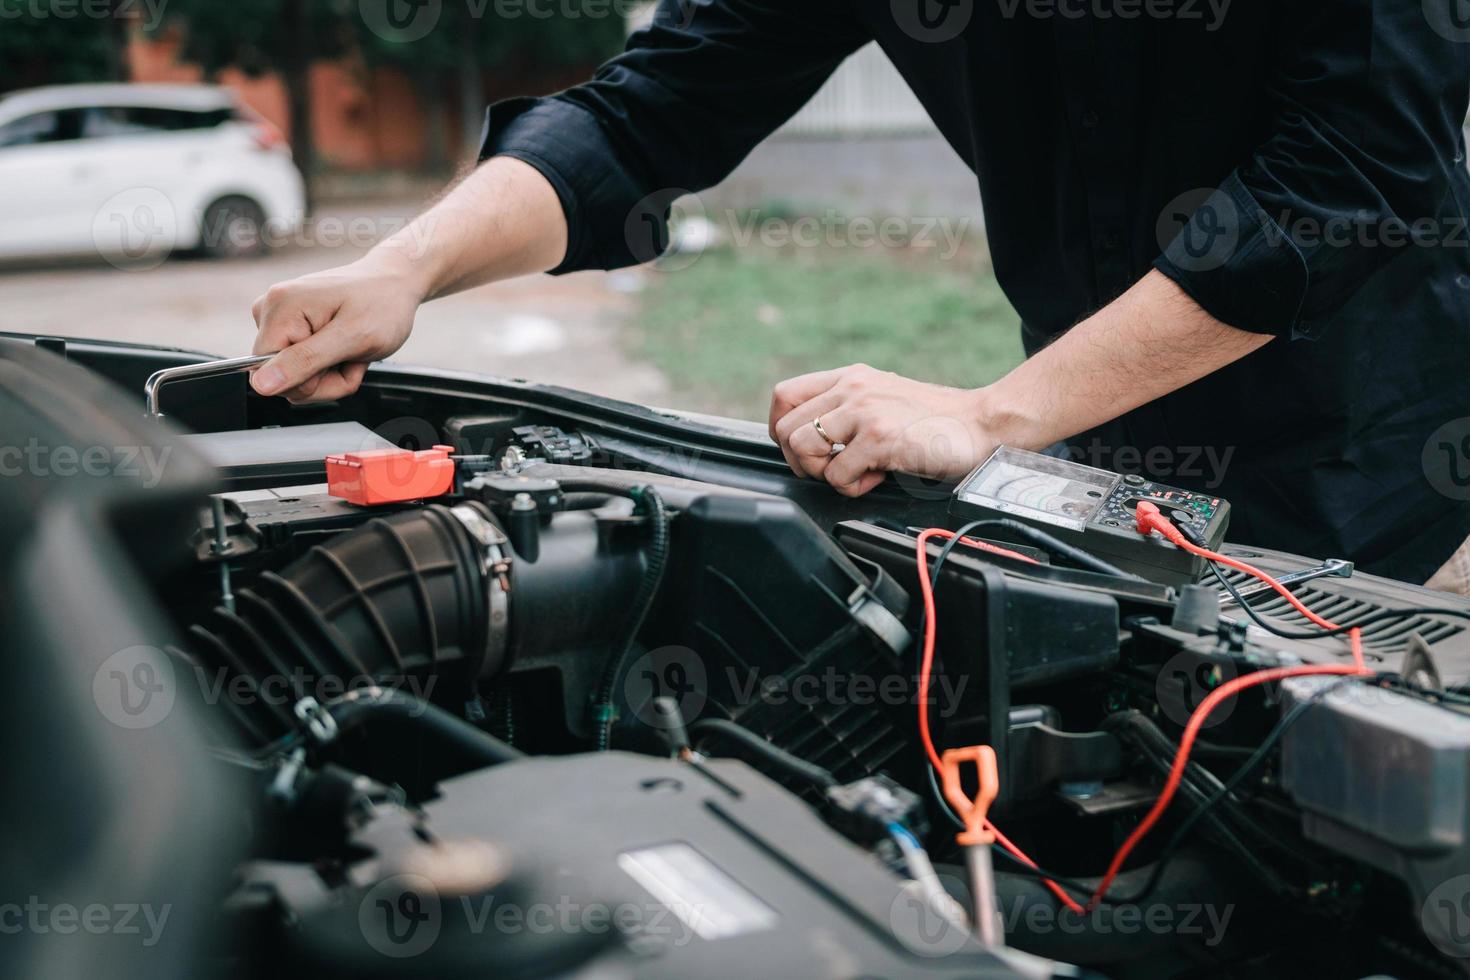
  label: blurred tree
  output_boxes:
[147,0,626,182]
[354,2,626,168]
[146,0,350,204]
[0,0,132,93]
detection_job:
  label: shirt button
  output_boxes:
[1081,108,1100,130]
[1100,231,1122,251]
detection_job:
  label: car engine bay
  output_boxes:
[10,335,1470,979]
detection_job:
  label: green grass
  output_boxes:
[630,235,1025,421]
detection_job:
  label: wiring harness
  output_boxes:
[912,502,1375,913]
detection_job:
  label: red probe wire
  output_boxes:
[915,509,1371,913]
[914,528,1086,913]
[1132,501,1367,673]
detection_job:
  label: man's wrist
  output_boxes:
[357,241,437,303]
[969,381,1050,453]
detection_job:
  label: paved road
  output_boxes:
[0,199,669,405]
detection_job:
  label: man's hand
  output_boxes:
[251,255,423,403]
[249,156,567,404]
[768,363,998,497]
[767,271,1273,499]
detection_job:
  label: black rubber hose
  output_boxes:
[688,718,839,790]
[1106,710,1294,896]
[593,486,670,750]
[313,687,523,767]
[975,851,1242,964]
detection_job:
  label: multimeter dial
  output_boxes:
[949,446,1231,585]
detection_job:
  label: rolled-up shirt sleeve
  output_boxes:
[1154,5,1470,339]
[480,0,869,273]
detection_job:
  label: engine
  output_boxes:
[12,340,1470,980]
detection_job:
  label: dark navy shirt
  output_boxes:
[482,0,1470,582]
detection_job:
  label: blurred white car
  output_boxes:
[0,83,306,263]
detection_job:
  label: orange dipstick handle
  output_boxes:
[940,745,999,847]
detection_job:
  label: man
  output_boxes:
[252,1,1470,587]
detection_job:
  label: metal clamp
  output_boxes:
[143,353,272,418]
[293,696,339,744]
[450,503,513,675]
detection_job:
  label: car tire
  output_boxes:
[200,196,269,260]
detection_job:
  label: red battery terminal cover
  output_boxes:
[326,444,456,505]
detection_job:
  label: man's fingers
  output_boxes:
[824,436,886,496]
[785,409,856,479]
[314,362,369,402]
[768,367,846,441]
[846,471,888,497]
[279,372,323,403]
[773,388,846,448]
[252,327,357,396]
[787,410,853,459]
[285,362,368,405]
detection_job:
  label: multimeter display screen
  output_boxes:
[955,447,1120,530]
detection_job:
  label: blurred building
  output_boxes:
[124,28,590,174]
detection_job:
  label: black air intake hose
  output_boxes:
[183,504,498,743]
[182,499,652,745]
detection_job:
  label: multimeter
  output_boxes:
[948,446,1231,585]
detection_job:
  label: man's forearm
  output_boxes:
[977,269,1273,452]
[369,156,569,301]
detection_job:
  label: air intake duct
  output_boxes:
[181,503,500,743]
[179,496,655,745]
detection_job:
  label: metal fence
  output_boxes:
[777,43,936,137]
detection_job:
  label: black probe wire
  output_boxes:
[959,675,1357,905]
[1206,556,1470,641]
[937,518,1146,580]
[917,518,1133,831]
[918,522,1105,897]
